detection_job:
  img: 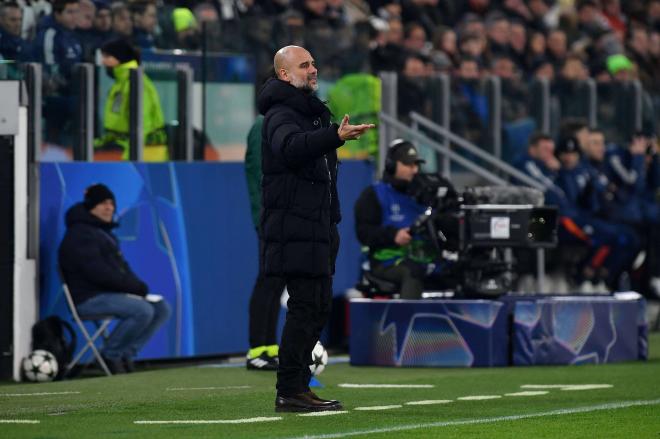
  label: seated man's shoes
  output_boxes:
[246,352,278,371]
[275,391,343,412]
[101,356,126,374]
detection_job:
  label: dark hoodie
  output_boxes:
[257,78,344,277]
[58,203,148,305]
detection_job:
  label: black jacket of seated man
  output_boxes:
[59,203,148,305]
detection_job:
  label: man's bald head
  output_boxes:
[273,45,318,93]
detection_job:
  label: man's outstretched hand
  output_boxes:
[337,114,376,141]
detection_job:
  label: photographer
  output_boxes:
[354,139,432,299]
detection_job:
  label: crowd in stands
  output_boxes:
[0,0,659,296]
[1,0,658,91]
[515,121,659,297]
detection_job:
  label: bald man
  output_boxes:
[257,46,374,412]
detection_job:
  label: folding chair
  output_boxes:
[59,273,114,377]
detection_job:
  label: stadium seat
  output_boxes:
[59,271,114,377]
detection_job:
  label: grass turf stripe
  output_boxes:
[338,384,434,389]
[165,386,251,391]
[283,398,660,439]
[504,391,549,397]
[405,400,453,405]
[299,411,349,417]
[0,391,81,397]
[135,417,281,425]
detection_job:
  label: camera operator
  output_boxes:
[354,139,432,299]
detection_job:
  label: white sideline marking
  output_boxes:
[457,395,502,401]
[135,416,281,425]
[405,400,453,406]
[283,398,660,439]
[338,384,434,389]
[299,411,349,417]
[0,420,40,424]
[0,391,81,397]
[560,385,613,391]
[505,391,549,397]
[166,386,251,391]
[354,405,402,411]
[521,384,613,391]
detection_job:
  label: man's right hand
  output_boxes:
[338,114,376,141]
[394,228,412,246]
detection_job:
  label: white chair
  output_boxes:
[60,276,114,377]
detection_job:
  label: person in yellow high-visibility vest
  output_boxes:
[95,38,168,161]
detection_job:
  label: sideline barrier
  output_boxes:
[350,294,647,367]
[349,299,509,367]
[40,160,374,359]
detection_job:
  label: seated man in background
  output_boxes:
[59,184,171,374]
[355,139,437,299]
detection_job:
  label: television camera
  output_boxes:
[405,173,558,297]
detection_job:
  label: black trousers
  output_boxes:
[276,276,333,396]
[248,273,286,348]
[371,259,426,299]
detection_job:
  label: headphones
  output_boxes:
[384,139,412,174]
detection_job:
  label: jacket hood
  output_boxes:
[112,60,139,81]
[65,203,118,230]
[257,78,329,117]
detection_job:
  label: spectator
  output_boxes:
[509,20,527,70]
[531,57,555,81]
[35,0,82,80]
[451,56,487,145]
[601,0,627,41]
[172,7,199,50]
[35,0,83,146]
[459,32,486,63]
[94,38,168,161]
[547,29,567,68]
[485,11,510,57]
[76,0,97,60]
[370,17,406,73]
[111,2,132,38]
[397,54,428,121]
[626,26,660,94]
[130,0,157,49]
[0,2,29,61]
[193,2,223,51]
[89,0,113,50]
[402,21,427,55]
[606,53,634,81]
[58,184,171,374]
[431,26,458,67]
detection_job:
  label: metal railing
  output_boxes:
[409,112,545,191]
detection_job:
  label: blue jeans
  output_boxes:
[77,293,171,360]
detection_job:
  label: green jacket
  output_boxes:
[327,73,380,159]
[95,60,168,160]
[245,115,263,228]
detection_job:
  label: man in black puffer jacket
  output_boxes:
[59,184,171,374]
[258,45,374,412]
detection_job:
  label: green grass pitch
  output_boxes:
[1,333,659,438]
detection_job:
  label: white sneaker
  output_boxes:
[592,281,609,293]
[650,277,660,299]
[579,280,595,294]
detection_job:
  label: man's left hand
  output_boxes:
[338,114,376,141]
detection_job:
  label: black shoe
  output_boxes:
[123,357,136,373]
[275,392,343,412]
[247,352,278,371]
[101,356,126,374]
[308,391,340,405]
